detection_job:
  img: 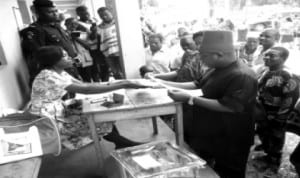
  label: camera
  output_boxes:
[71,31,81,38]
[73,57,82,67]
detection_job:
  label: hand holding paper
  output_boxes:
[167,89,191,102]
[147,78,203,97]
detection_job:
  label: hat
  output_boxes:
[33,0,55,8]
[199,30,234,53]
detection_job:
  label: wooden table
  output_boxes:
[79,88,183,169]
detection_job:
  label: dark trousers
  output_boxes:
[213,151,250,178]
[90,49,109,82]
[291,142,300,176]
[65,66,82,81]
[182,104,194,144]
[103,125,139,149]
[97,59,109,82]
[77,66,93,82]
[256,119,285,165]
[105,55,125,79]
[190,139,251,178]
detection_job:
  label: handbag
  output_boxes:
[0,112,61,164]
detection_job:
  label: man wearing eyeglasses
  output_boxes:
[254,46,299,175]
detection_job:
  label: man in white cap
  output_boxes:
[158,30,258,178]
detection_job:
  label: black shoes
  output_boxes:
[108,134,145,149]
[103,126,145,149]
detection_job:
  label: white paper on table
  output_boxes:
[132,154,162,170]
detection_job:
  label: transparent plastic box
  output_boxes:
[111,141,208,178]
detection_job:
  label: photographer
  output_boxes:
[65,17,94,82]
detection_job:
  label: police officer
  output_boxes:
[20,0,81,86]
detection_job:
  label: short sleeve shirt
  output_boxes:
[30,69,73,118]
[145,47,171,74]
[29,69,115,150]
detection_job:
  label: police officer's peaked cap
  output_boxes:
[33,0,56,8]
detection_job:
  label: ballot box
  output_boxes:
[111,141,212,178]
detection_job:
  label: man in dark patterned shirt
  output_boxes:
[255,46,299,174]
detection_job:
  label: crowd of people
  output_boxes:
[142,29,300,178]
[18,0,300,177]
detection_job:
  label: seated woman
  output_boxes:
[29,46,149,176]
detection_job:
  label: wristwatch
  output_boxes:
[188,96,194,106]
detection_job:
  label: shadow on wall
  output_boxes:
[15,66,30,109]
[0,41,7,66]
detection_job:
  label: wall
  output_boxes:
[89,0,106,21]
[0,0,30,110]
[17,0,31,25]
[0,0,143,110]
[112,0,146,79]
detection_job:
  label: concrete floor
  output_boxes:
[115,117,176,144]
[38,117,177,178]
[246,133,300,178]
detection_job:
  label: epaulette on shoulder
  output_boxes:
[20,23,44,34]
[21,24,38,31]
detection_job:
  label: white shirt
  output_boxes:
[30,69,74,118]
[145,47,172,74]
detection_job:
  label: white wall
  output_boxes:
[0,0,30,109]
[88,0,105,22]
[112,0,146,79]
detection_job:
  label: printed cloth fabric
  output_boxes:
[176,51,208,82]
[258,68,300,123]
[29,69,113,150]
